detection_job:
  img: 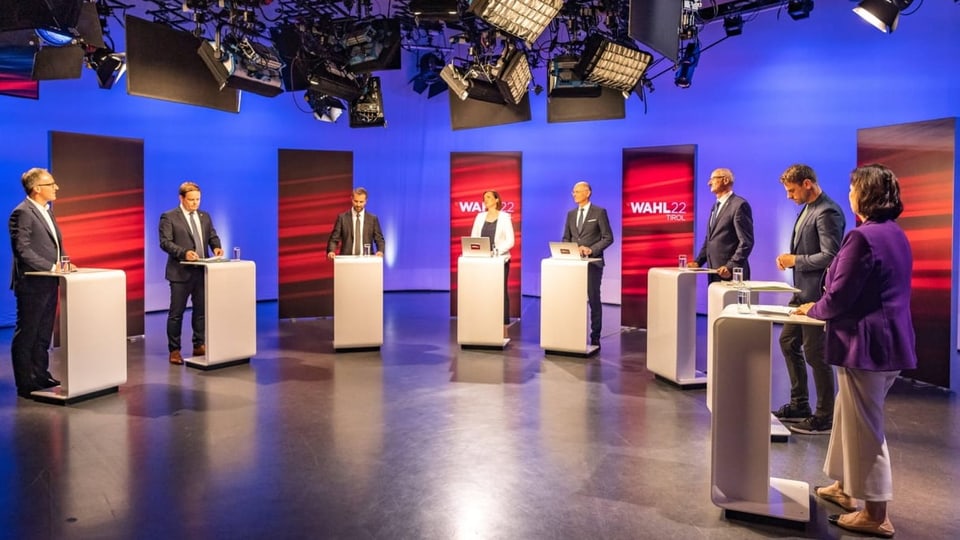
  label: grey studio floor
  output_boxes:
[1,292,958,540]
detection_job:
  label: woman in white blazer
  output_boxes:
[470,190,515,326]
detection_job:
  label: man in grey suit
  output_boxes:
[562,181,613,347]
[774,164,846,434]
[159,181,223,365]
[8,168,73,397]
[326,187,385,258]
[692,168,754,283]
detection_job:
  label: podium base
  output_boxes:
[29,385,119,405]
[334,345,382,353]
[771,415,791,443]
[460,338,510,350]
[185,357,251,371]
[654,372,707,390]
[543,344,599,358]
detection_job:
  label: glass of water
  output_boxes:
[732,267,744,285]
[678,254,687,269]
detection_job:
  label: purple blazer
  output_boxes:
[806,220,917,372]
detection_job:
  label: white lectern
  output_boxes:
[334,256,383,350]
[457,255,509,348]
[540,258,599,356]
[26,269,127,404]
[182,260,257,369]
[646,267,716,387]
[711,304,824,523]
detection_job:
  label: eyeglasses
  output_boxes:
[709,176,727,180]
[36,182,58,188]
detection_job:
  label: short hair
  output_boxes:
[713,168,735,184]
[21,167,50,195]
[851,164,903,221]
[780,164,818,186]
[484,190,503,210]
[353,187,368,198]
[574,181,592,195]
[179,181,201,197]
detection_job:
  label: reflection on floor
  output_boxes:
[1,292,958,539]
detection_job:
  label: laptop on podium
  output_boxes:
[461,236,492,257]
[548,241,583,260]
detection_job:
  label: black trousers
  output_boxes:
[10,277,59,391]
[587,262,603,341]
[166,268,206,352]
[503,260,510,325]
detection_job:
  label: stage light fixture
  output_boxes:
[440,63,469,100]
[495,50,531,106]
[410,52,448,98]
[409,0,460,22]
[723,15,743,37]
[787,0,814,20]
[198,36,284,97]
[305,89,346,122]
[674,41,700,89]
[853,0,912,33]
[576,35,653,95]
[468,0,563,44]
[307,60,363,101]
[349,76,386,128]
[342,19,401,73]
[87,48,126,89]
[547,55,601,98]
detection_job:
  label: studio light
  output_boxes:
[853,0,912,33]
[87,48,126,89]
[787,0,814,20]
[723,15,743,37]
[198,36,284,97]
[468,0,563,44]
[349,76,386,128]
[494,50,531,106]
[342,19,401,73]
[307,60,363,101]
[305,89,346,122]
[575,35,653,95]
[547,55,601,98]
[674,41,700,89]
[410,52,448,98]
[439,63,470,100]
[409,0,460,22]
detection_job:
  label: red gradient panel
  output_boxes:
[621,145,697,328]
[278,149,352,319]
[449,152,522,317]
[50,132,145,335]
[858,118,956,388]
[0,74,39,99]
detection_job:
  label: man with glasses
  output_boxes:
[8,168,71,397]
[562,181,613,347]
[690,168,754,283]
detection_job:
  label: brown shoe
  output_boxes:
[816,484,858,512]
[169,350,184,365]
[830,510,895,538]
[193,344,206,356]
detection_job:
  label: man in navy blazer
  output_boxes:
[774,164,846,434]
[562,181,613,347]
[159,181,223,365]
[326,187,385,258]
[693,168,754,282]
[8,168,71,397]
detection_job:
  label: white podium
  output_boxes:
[457,255,509,348]
[26,269,127,404]
[540,258,599,356]
[711,304,824,523]
[182,260,257,369]
[334,256,383,350]
[646,267,717,387]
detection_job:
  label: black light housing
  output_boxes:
[723,15,744,37]
[674,41,700,89]
[853,0,913,33]
[787,0,814,20]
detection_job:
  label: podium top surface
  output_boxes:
[543,257,600,265]
[25,268,124,277]
[709,280,799,292]
[718,303,824,326]
[650,266,718,274]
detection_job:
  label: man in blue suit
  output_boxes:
[562,181,613,347]
[159,181,223,365]
[8,168,71,397]
[774,164,846,434]
[692,168,754,283]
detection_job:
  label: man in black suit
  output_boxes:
[159,181,223,365]
[326,187,385,258]
[692,168,754,283]
[774,164,846,434]
[8,168,72,397]
[562,181,613,347]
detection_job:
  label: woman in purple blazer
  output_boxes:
[795,164,916,538]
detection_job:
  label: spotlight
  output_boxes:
[349,76,386,128]
[439,63,469,100]
[674,41,700,89]
[723,15,743,37]
[787,0,814,20]
[307,60,362,101]
[576,35,653,95]
[341,19,401,73]
[547,55,601,98]
[468,0,563,44]
[87,48,126,89]
[495,50,531,106]
[305,89,346,123]
[410,52,448,98]
[409,0,460,22]
[853,0,913,33]
[198,36,284,97]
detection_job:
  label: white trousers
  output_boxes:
[823,367,899,501]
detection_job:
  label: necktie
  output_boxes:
[189,211,205,257]
[354,213,362,255]
[576,207,585,230]
[708,201,720,229]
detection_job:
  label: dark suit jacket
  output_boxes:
[695,193,754,277]
[9,199,62,288]
[807,220,916,372]
[789,192,846,304]
[159,207,222,282]
[326,210,385,255]
[562,204,613,266]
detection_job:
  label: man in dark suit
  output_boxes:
[326,187,385,258]
[774,164,846,434]
[692,168,754,283]
[159,181,223,365]
[562,181,613,347]
[8,168,72,397]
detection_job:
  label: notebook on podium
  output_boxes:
[548,241,583,260]
[461,236,492,257]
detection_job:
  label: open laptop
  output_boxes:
[461,236,492,257]
[548,241,583,260]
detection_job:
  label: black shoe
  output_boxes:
[38,377,60,389]
[772,402,812,423]
[788,415,832,435]
[16,386,40,398]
